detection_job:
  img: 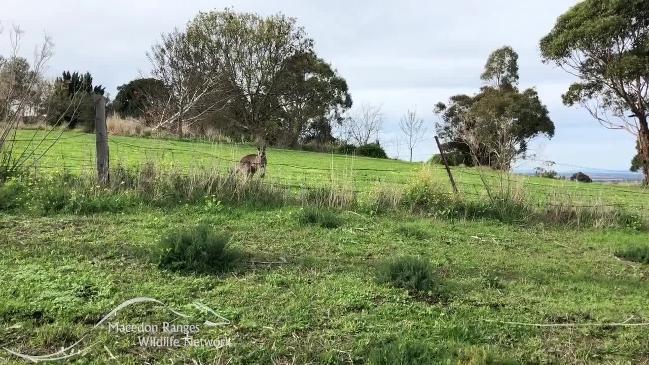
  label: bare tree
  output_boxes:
[0,25,68,180]
[399,109,426,162]
[148,28,230,137]
[344,103,383,146]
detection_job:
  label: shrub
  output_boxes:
[376,256,440,294]
[615,246,649,264]
[336,143,357,155]
[297,207,343,229]
[365,184,403,214]
[534,167,559,179]
[403,169,454,213]
[366,340,434,365]
[570,171,592,183]
[428,151,468,166]
[355,143,388,159]
[0,179,25,211]
[158,223,241,273]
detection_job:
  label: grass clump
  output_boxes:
[0,179,25,211]
[366,340,434,365]
[297,207,343,229]
[158,222,241,273]
[376,256,442,296]
[615,245,649,264]
[395,223,431,240]
[300,185,356,210]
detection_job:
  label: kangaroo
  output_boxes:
[235,146,267,178]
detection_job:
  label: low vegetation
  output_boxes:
[615,245,649,265]
[158,222,241,273]
[297,207,343,229]
[376,256,442,296]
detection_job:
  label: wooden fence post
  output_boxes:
[434,135,458,194]
[94,94,109,184]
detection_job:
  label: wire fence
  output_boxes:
[9,131,649,212]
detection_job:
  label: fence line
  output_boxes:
[10,130,649,211]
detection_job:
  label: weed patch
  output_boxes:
[157,222,242,273]
[297,207,343,229]
[376,256,445,300]
[615,245,649,264]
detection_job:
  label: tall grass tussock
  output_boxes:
[0,161,645,230]
[157,222,241,273]
[107,116,152,137]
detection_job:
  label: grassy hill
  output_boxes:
[1,129,649,364]
[11,129,649,209]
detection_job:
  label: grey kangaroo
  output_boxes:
[235,146,267,178]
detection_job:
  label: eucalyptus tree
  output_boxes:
[540,0,649,183]
[435,46,554,170]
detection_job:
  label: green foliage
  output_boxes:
[164,9,353,145]
[297,207,343,229]
[403,171,454,213]
[376,256,441,295]
[428,151,469,167]
[300,186,356,210]
[481,46,519,88]
[46,71,104,131]
[534,167,559,179]
[570,172,592,183]
[366,340,435,365]
[113,78,168,119]
[0,179,25,211]
[540,0,649,182]
[355,143,388,159]
[615,246,649,264]
[435,47,554,170]
[158,222,240,273]
[335,142,357,155]
[333,142,388,158]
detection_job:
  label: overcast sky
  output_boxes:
[1,0,639,172]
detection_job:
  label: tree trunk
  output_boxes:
[176,118,183,138]
[638,116,649,185]
[409,148,413,162]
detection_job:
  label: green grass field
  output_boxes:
[2,129,649,364]
[11,129,649,209]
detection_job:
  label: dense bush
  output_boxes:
[335,143,357,155]
[335,141,388,158]
[0,179,25,211]
[355,143,388,159]
[158,223,241,273]
[376,256,440,294]
[615,246,649,264]
[297,207,343,228]
[428,150,469,166]
[570,171,592,183]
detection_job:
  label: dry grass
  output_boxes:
[107,116,151,137]
[16,120,49,130]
